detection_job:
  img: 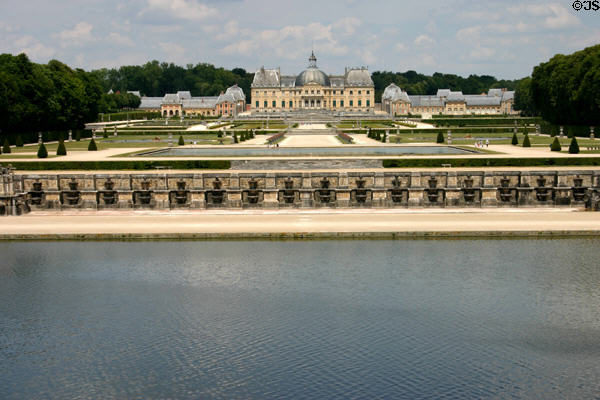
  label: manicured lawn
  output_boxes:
[389,132,598,147]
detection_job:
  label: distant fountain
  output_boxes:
[98,178,117,206]
[170,181,189,206]
[206,178,226,205]
[389,176,406,204]
[498,176,513,202]
[61,178,81,206]
[315,177,334,204]
[535,176,551,202]
[572,176,587,202]
[461,176,478,203]
[29,180,45,206]
[279,177,297,204]
[352,177,369,204]
[244,178,261,204]
[134,180,153,206]
[426,176,440,203]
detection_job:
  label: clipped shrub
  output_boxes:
[376,132,381,141]
[75,131,81,141]
[382,131,387,142]
[522,134,531,147]
[178,135,185,145]
[436,131,444,144]
[2,139,11,154]
[37,142,48,158]
[15,135,24,147]
[217,131,223,138]
[56,139,67,156]
[103,131,108,139]
[88,138,98,151]
[233,132,238,143]
[550,137,562,152]
[511,132,518,145]
[569,136,579,154]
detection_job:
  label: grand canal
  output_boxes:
[1,240,599,399]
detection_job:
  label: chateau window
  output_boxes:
[350,90,353,95]
[333,100,336,108]
[358,100,362,106]
[317,90,320,94]
[367,100,370,107]
[358,90,361,95]
[305,90,308,94]
[282,101,285,108]
[341,90,344,95]
[311,90,314,94]
[350,100,353,106]
[272,101,276,107]
[333,90,336,95]
[289,101,292,107]
[367,90,370,94]
[340,100,344,107]
[264,101,267,108]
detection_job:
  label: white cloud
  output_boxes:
[508,3,579,29]
[333,17,362,36]
[108,32,135,47]
[395,42,406,51]
[414,34,435,47]
[220,20,351,61]
[144,0,217,21]
[216,21,240,41]
[55,22,94,47]
[469,46,496,61]
[10,35,56,60]
[158,41,186,62]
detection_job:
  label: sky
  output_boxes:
[1,0,599,79]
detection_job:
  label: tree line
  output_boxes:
[2,45,598,142]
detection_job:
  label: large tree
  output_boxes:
[531,44,600,125]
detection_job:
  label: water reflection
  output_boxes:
[0,240,599,399]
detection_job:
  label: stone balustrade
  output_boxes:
[12,170,600,211]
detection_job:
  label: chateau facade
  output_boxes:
[138,85,246,117]
[251,52,375,113]
[382,84,516,116]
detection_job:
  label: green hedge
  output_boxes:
[424,117,542,127]
[6,160,231,170]
[97,111,161,122]
[357,127,535,135]
[539,121,595,138]
[383,157,600,168]
[431,115,535,119]
[0,130,92,146]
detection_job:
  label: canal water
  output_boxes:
[1,240,599,399]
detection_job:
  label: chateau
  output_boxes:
[251,52,375,113]
[382,83,516,116]
[138,85,246,117]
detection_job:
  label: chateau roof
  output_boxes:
[252,67,280,87]
[176,91,192,100]
[446,91,465,102]
[382,83,410,103]
[409,95,444,107]
[225,85,246,101]
[295,67,331,87]
[436,89,451,98]
[502,91,515,101]
[162,93,182,104]
[464,95,501,106]
[281,76,296,88]
[139,97,163,109]
[182,97,218,108]
[345,68,373,87]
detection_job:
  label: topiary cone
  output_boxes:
[37,142,48,158]
[511,132,519,146]
[522,134,531,147]
[436,131,444,144]
[178,135,185,145]
[568,136,579,154]
[550,137,561,152]
[88,138,98,151]
[56,139,67,156]
[2,138,11,154]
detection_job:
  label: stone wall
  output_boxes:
[0,166,28,215]
[14,170,600,211]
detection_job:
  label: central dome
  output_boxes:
[295,67,330,87]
